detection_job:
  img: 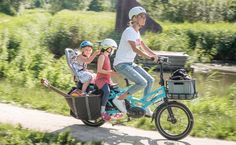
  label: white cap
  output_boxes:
[128,6,146,20]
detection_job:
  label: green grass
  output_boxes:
[0,80,69,115]
[0,123,101,145]
[0,12,12,23]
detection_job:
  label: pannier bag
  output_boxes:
[167,69,197,100]
[66,88,101,120]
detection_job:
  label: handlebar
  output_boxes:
[158,56,169,64]
[150,56,169,64]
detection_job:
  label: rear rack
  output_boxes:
[167,92,198,100]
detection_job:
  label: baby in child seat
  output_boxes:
[72,40,100,95]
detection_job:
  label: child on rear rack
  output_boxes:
[95,38,124,121]
[72,40,100,95]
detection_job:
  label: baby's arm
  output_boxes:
[80,50,100,64]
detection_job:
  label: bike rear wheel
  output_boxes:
[70,110,105,127]
[81,118,105,127]
[154,101,194,140]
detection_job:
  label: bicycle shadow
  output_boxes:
[52,124,191,145]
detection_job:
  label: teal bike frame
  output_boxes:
[127,85,167,109]
[107,61,168,114]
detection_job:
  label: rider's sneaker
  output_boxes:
[101,112,111,121]
[112,97,127,113]
[145,107,153,117]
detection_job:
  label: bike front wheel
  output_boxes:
[154,101,194,140]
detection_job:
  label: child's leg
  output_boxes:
[101,84,110,113]
[81,80,90,93]
[80,71,93,93]
[100,84,111,121]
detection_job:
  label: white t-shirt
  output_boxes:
[113,26,142,66]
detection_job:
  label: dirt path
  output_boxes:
[0,103,235,145]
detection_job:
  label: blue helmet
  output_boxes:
[80,40,93,49]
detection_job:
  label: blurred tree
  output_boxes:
[0,0,30,15]
[34,0,45,8]
[88,0,116,12]
[88,0,104,12]
[49,0,89,13]
[139,0,236,23]
[110,0,116,11]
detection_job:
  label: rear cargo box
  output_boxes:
[65,94,101,120]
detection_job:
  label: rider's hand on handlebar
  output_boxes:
[150,55,159,63]
[151,55,169,64]
[158,56,169,63]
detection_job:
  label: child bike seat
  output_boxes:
[65,48,80,82]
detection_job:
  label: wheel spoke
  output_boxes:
[161,106,188,135]
[155,101,193,140]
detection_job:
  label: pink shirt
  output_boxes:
[95,54,112,89]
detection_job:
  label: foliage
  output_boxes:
[1,10,236,90]
[0,80,70,114]
[0,10,116,89]
[88,0,104,12]
[0,10,236,91]
[88,0,114,12]
[0,123,101,144]
[33,0,46,8]
[143,22,236,62]
[140,0,236,23]
[43,10,115,57]
[0,11,73,89]
[0,0,31,15]
[186,72,236,140]
[48,0,91,13]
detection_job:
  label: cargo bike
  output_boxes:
[41,48,198,140]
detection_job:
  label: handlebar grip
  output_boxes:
[158,56,169,63]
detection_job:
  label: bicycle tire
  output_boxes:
[154,101,194,140]
[70,110,105,127]
[81,118,105,127]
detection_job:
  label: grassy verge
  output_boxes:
[0,13,12,23]
[0,80,69,115]
[0,123,101,145]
